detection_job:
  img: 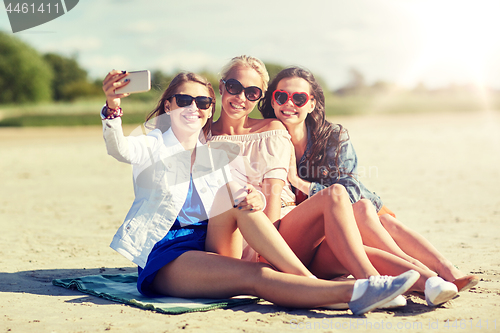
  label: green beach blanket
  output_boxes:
[52,273,260,314]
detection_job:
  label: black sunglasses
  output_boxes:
[170,94,213,110]
[222,78,262,101]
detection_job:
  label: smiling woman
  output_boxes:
[401,0,500,88]
[96,68,420,314]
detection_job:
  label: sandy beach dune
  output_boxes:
[1,110,499,332]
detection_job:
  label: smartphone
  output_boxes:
[115,70,151,94]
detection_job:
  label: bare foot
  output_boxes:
[436,261,464,282]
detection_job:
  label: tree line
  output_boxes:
[0,32,291,105]
[1,31,494,105]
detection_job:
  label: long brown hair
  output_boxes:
[258,67,350,183]
[145,72,215,138]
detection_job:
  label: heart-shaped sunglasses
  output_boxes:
[273,90,311,108]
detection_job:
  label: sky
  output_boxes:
[2,0,500,90]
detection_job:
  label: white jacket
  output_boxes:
[103,117,231,268]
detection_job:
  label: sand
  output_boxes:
[1,110,499,332]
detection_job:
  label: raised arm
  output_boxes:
[101,70,161,165]
[102,70,130,112]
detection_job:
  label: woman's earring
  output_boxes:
[166,111,171,116]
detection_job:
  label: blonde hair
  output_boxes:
[220,55,269,92]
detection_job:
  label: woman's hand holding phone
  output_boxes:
[102,70,131,113]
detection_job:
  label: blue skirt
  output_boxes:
[137,218,208,297]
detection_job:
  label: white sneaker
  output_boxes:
[348,270,420,315]
[425,276,458,306]
[379,295,407,309]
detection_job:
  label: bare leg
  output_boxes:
[207,181,312,277]
[307,240,351,278]
[152,251,354,308]
[364,246,436,292]
[379,214,464,281]
[352,200,430,271]
[279,184,379,279]
[308,240,436,292]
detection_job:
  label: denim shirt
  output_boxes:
[103,117,232,268]
[298,124,383,212]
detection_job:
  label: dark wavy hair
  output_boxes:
[258,67,349,183]
[145,72,215,138]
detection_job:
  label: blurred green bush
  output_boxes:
[0,31,53,103]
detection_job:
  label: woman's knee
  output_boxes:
[323,184,349,204]
[352,199,380,229]
[352,199,374,215]
[246,262,277,295]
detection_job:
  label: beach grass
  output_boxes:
[324,92,498,115]
[0,98,155,127]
